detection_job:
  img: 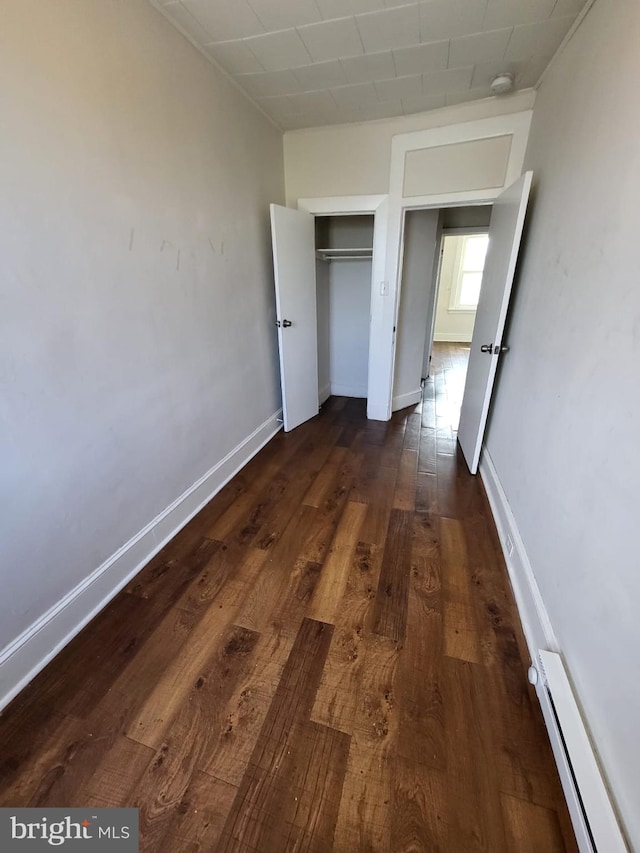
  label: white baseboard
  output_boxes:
[392,388,422,412]
[434,332,473,342]
[478,445,558,658]
[319,383,331,405]
[0,410,283,713]
[480,447,632,851]
[330,382,367,398]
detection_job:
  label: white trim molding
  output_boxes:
[330,382,367,399]
[478,445,558,656]
[392,388,422,412]
[0,411,282,713]
[297,195,387,216]
[389,112,532,210]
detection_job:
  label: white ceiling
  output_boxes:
[150,0,586,130]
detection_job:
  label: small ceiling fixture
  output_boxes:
[490,72,515,95]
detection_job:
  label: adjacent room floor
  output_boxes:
[0,343,577,851]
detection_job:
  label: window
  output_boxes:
[449,233,489,311]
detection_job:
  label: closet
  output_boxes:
[314,215,374,405]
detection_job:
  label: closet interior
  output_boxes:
[314,214,374,404]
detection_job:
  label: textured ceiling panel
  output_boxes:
[150,0,586,130]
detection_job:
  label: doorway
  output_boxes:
[393,204,492,427]
[271,195,388,431]
[269,207,377,429]
[423,226,491,434]
[432,231,489,352]
[392,171,532,474]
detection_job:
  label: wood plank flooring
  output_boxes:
[0,343,578,852]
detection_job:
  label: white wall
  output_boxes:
[326,215,374,250]
[284,91,536,205]
[434,236,478,343]
[0,1,283,691]
[484,0,640,843]
[393,210,440,408]
[329,261,371,398]
[441,205,493,230]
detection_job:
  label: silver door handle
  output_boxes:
[480,344,493,353]
[282,319,292,328]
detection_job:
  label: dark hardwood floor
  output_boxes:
[0,343,577,851]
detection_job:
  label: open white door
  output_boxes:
[270,204,318,432]
[458,171,533,473]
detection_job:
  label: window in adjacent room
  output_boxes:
[448,233,489,311]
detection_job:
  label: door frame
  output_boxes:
[384,112,533,421]
[297,194,388,422]
[394,200,496,408]
[394,209,493,403]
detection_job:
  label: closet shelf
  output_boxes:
[316,247,373,262]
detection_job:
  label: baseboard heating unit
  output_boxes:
[532,650,628,852]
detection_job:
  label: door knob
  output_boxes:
[480,344,493,353]
[282,319,292,328]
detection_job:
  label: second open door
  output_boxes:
[458,171,533,474]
